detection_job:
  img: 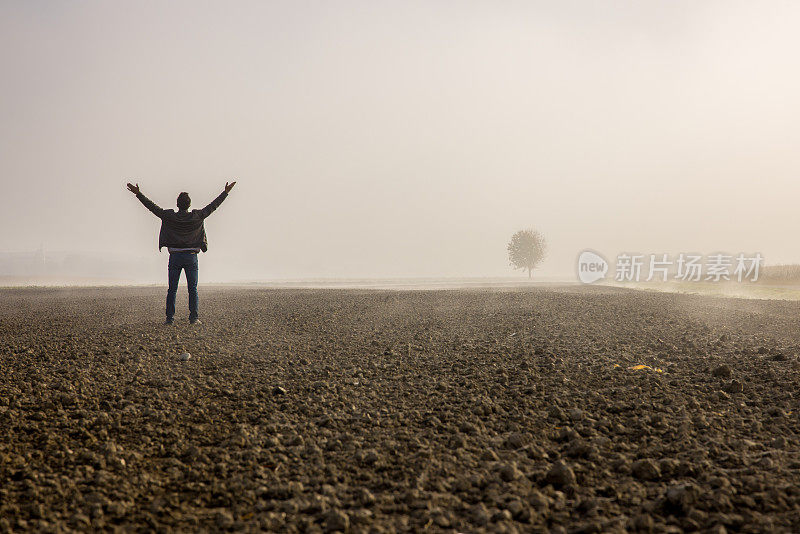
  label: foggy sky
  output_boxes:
[2,1,800,281]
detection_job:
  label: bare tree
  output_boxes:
[507,229,547,278]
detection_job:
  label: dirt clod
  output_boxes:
[545,460,576,488]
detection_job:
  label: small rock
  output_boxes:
[505,432,528,449]
[665,483,698,511]
[498,462,522,482]
[286,434,304,447]
[631,459,661,481]
[529,489,550,511]
[358,488,376,506]
[433,511,451,527]
[576,498,598,515]
[658,458,680,477]
[362,449,380,465]
[272,386,287,395]
[566,440,596,459]
[711,364,731,378]
[632,513,654,532]
[568,408,585,421]
[324,509,349,533]
[506,499,527,520]
[557,426,581,442]
[545,460,576,488]
[757,456,774,469]
[459,422,479,435]
[770,436,787,449]
[612,458,631,474]
[179,352,191,361]
[491,509,513,523]
[469,473,486,489]
[472,503,490,526]
[724,380,743,394]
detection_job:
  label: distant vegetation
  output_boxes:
[507,229,547,278]
[759,264,800,284]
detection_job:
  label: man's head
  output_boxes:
[177,192,191,211]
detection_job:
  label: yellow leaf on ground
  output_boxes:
[628,364,651,371]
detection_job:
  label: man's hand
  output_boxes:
[127,182,140,195]
[224,181,236,193]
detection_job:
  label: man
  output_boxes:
[127,181,236,324]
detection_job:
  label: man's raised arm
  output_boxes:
[127,182,165,218]
[199,181,236,219]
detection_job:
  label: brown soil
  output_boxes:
[1,286,799,533]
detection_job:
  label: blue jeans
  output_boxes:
[166,252,199,320]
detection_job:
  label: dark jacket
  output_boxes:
[136,191,228,252]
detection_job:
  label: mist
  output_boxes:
[2,1,800,283]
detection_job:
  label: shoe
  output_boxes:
[190,318,202,325]
[164,318,174,325]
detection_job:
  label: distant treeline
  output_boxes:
[759,264,800,283]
